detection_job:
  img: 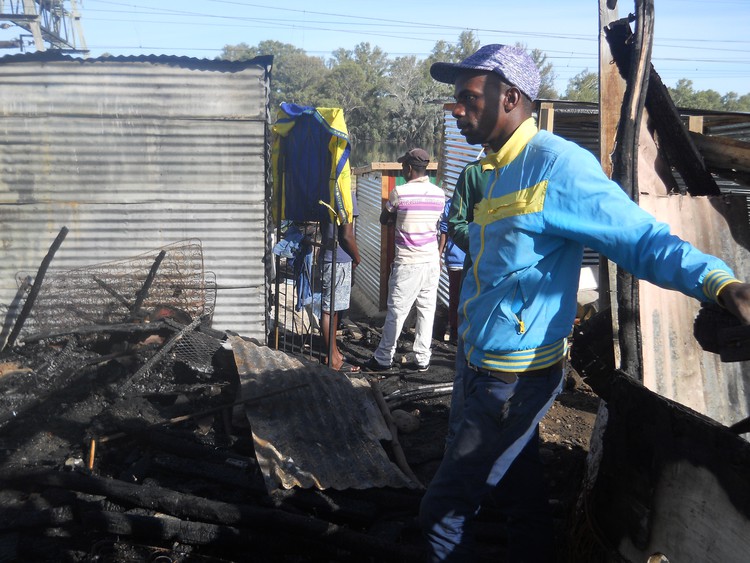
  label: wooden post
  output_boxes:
[538,102,555,132]
[599,0,624,368]
[687,115,704,134]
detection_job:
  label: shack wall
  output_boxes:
[0,53,271,342]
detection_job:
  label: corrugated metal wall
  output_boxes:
[0,53,272,342]
[437,110,485,309]
[354,171,383,311]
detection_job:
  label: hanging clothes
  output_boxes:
[271,104,354,226]
[272,224,314,311]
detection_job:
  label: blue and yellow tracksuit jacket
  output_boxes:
[461,118,739,373]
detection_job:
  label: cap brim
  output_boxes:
[430,62,463,84]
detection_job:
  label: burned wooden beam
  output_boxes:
[81,510,373,561]
[150,453,262,491]
[2,469,425,561]
[81,510,257,547]
[5,227,69,350]
[609,0,653,382]
[605,17,721,196]
[129,250,166,320]
[21,320,169,345]
[689,132,750,188]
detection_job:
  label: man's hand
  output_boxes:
[718,282,750,325]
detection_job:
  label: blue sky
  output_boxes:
[4,0,749,95]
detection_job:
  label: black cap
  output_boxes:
[397,148,430,166]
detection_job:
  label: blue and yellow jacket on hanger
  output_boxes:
[271,103,353,226]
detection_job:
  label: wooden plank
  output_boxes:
[599,0,624,369]
[609,0,654,381]
[599,0,624,180]
[690,132,750,176]
[687,115,704,134]
[605,19,721,196]
[538,102,554,132]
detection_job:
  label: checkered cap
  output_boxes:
[430,44,541,101]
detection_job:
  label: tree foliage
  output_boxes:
[219,35,748,165]
[563,69,598,102]
[668,78,750,112]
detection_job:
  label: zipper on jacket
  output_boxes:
[509,283,526,334]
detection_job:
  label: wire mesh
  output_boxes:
[273,222,324,362]
[17,239,215,340]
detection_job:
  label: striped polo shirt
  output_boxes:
[386,176,445,264]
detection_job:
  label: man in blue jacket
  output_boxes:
[419,43,750,562]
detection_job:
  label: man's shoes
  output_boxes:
[407,360,430,372]
[362,357,395,373]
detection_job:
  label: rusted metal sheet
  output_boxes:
[0,53,271,342]
[638,192,750,424]
[228,336,418,491]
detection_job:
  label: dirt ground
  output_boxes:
[334,302,602,560]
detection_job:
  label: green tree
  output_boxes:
[424,31,481,102]
[326,43,391,154]
[317,60,371,143]
[563,69,598,102]
[529,47,558,99]
[722,92,750,113]
[384,55,443,148]
[669,78,698,108]
[667,79,749,111]
[219,40,329,112]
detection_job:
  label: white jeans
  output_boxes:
[374,260,440,366]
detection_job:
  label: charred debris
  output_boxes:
[0,232,434,563]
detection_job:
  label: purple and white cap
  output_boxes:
[430,44,541,101]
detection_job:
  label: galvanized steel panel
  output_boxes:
[0,54,271,342]
[229,335,418,491]
[438,110,485,310]
[354,173,383,308]
[639,193,750,425]
[440,110,485,199]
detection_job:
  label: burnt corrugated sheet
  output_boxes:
[354,173,383,309]
[0,53,271,342]
[228,336,417,491]
[639,193,750,425]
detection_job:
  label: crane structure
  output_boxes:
[0,0,87,54]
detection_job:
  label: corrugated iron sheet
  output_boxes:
[0,54,271,342]
[354,173,383,309]
[228,335,418,491]
[438,111,484,309]
[639,192,750,424]
[439,109,486,200]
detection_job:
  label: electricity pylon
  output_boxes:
[0,0,88,54]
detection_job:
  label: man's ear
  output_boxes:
[503,87,522,111]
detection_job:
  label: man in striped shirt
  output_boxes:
[363,148,445,372]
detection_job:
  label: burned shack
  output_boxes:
[567,2,750,562]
